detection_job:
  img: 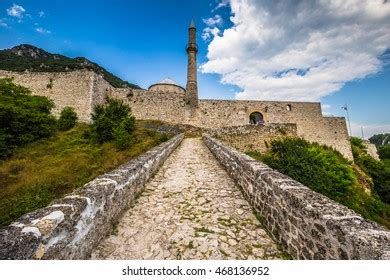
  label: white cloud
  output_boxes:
[321,104,332,115]
[202,27,221,41]
[212,0,230,12]
[38,11,45,18]
[203,15,223,27]
[0,19,7,27]
[35,27,51,34]
[350,122,390,139]
[202,15,223,41]
[201,0,390,101]
[6,4,26,18]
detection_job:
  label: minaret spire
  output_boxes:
[186,18,198,108]
[190,18,195,28]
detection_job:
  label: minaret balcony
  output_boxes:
[186,43,198,53]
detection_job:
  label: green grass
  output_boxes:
[0,122,171,227]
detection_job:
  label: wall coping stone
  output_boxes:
[0,134,184,259]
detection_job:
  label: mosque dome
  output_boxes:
[148,78,186,94]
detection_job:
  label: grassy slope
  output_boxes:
[0,122,170,226]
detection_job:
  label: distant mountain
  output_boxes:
[0,44,141,89]
[369,133,390,147]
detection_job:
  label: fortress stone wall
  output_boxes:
[110,88,187,124]
[363,140,380,160]
[209,124,297,154]
[0,69,353,160]
[0,70,110,123]
[117,91,352,160]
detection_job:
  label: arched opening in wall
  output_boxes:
[249,112,264,125]
[286,104,292,111]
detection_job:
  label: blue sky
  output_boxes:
[0,0,389,137]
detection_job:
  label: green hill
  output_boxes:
[0,44,141,89]
[369,133,390,160]
[369,133,390,146]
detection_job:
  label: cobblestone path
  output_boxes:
[91,138,283,260]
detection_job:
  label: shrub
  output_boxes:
[158,133,170,142]
[58,107,78,131]
[378,145,390,160]
[113,120,133,150]
[261,137,356,201]
[90,98,135,143]
[350,136,366,150]
[0,78,56,159]
[351,137,390,204]
[248,137,390,228]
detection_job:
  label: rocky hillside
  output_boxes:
[0,44,141,89]
[370,133,390,146]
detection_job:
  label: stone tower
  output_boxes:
[186,19,198,108]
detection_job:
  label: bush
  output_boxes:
[0,78,56,159]
[351,137,390,204]
[248,137,390,228]
[113,120,133,150]
[91,98,135,144]
[378,145,390,160]
[158,133,170,142]
[260,137,356,201]
[58,107,78,131]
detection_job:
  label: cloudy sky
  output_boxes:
[0,0,389,137]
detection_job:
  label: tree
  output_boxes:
[113,120,133,150]
[0,78,56,159]
[378,145,390,160]
[58,107,78,131]
[90,98,135,144]
[351,137,390,204]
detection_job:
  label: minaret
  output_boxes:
[186,18,198,108]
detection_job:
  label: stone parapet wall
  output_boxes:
[0,134,184,260]
[203,134,390,260]
[209,124,297,154]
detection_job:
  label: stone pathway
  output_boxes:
[91,138,283,260]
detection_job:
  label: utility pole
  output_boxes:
[361,127,365,139]
[342,104,352,136]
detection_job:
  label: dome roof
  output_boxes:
[158,78,178,85]
[148,77,186,93]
